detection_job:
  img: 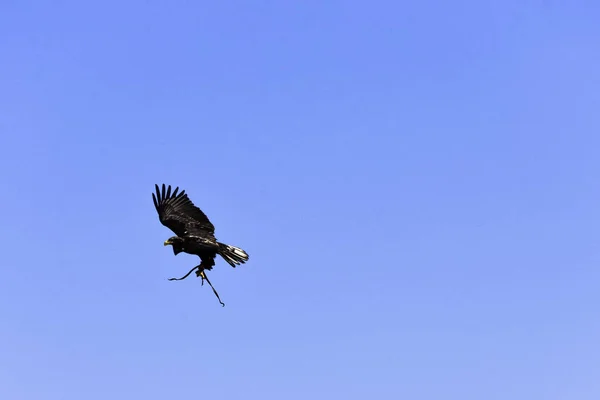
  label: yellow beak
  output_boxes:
[164,240,171,246]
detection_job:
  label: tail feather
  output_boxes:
[217,242,249,268]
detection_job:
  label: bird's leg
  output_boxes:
[168,265,199,281]
[194,259,214,286]
[198,270,225,307]
[195,267,205,286]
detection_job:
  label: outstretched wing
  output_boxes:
[152,184,215,237]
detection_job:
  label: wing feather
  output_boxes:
[153,184,215,237]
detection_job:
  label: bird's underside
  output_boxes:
[152,184,249,307]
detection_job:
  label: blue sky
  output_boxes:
[1,1,600,399]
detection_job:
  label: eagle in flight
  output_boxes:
[152,184,249,306]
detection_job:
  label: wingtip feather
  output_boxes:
[152,193,158,210]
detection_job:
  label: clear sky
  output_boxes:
[1,1,600,399]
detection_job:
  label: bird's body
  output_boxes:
[152,184,249,306]
[165,234,218,261]
[173,235,218,256]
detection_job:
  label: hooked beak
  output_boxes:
[164,240,171,246]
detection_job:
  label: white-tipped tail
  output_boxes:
[218,242,249,268]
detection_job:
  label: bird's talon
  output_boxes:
[195,268,207,285]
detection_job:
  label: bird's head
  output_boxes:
[164,236,184,255]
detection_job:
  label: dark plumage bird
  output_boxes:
[152,184,249,306]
